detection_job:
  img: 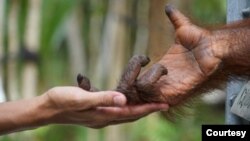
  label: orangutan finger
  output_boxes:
[165,4,191,29]
[136,64,167,89]
[77,74,91,91]
[117,55,150,90]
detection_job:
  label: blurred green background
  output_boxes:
[0,0,226,141]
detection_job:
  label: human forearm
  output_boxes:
[0,87,167,135]
[0,94,53,135]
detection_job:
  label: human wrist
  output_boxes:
[33,93,61,126]
[0,94,57,134]
[19,93,60,129]
[19,94,55,129]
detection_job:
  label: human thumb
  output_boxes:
[85,91,127,108]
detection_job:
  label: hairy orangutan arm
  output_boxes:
[211,24,250,75]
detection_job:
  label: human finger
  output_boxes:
[82,91,127,108]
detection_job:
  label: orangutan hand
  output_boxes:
[127,5,226,106]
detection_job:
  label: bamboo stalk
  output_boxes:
[96,0,130,141]
[7,0,19,100]
[0,0,6,102]
[95,0,129,89]
[25,0,40,53]
[22,0,41,99]
[67,7,86,81]
[147,0,172,62]
[133,0,149,55]
[88,0,105,82]
[0,0,5,59]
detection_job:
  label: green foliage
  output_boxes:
[127,103,224,141]
[18,0,28,42]
[41,0,76,52]
[190,0,226,25]
[39,0,78,88]
[34,125,87,141]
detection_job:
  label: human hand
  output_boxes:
[42,87,168,128]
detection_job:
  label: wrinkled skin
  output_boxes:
[78,4,250,108]
[148,5,223,105]
[78,5,222,106]
[139,5,250,106]
[78,55,168,104]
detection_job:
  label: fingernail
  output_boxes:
[113,95,126,106]
[165,4,174,15]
